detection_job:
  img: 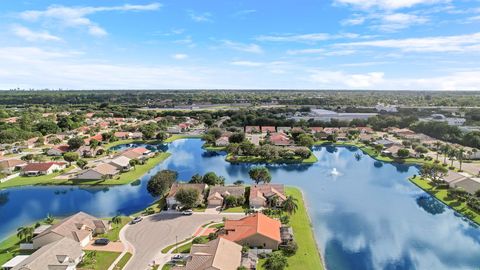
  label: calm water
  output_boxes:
[1,139,479,269]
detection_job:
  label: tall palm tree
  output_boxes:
[44,213,54,225]
[434,141,442,162]
[16,226,26,242]
[268,195,279,208]
[282,196,299,215]
[457,148,465,171]
[448,148,457,168]
[441,144,450,165]
[17,226,34,243]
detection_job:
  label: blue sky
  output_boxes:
[1,0,480,90]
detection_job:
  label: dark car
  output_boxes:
[94,238,110,245]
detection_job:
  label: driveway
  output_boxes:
[83,241,124,252]
[123,212,242,270]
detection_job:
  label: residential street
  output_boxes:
[123,212,243,270]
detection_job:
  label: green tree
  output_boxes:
[282,196,299,215]
[68,137,85,150]
[63,152,79,166]
[249,166,272,184]
[229,132,245,144]
[44,213,55,225]
[156,131,168,141]
[111,215,122,225]
[76,159,88,169]
[457,148,466,171]
[189,174,203,184]
[202,172,225,185]
[374,144,384,154]
[147,170,178,197]
[263,252,288,270]
[297,134,314,148]
[175,188,200,209]
[397,148,410,158]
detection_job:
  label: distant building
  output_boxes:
[375,103,398,113]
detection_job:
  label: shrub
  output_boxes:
[281,240,298,256]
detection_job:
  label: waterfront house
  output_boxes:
[21,162,66,176]
[0,159,27,174]
[442,171,480,194]
[268,132,292,146]
[114,131,132,140]
[215,136,230,147]
[75,163,119,180]
[249,184,286,209]
[207,186,245,207]
[32,212,110,248]
[178,238,242,270]
[220,213,281,250]
[109,156,132,172]
[120,147,152,161]
[9,238,83,270]
[166,183,208,209]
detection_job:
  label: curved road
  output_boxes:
[124,212,242,270]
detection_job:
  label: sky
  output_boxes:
[1,0,480,90]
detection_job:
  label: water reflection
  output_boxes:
[0,139,479,270]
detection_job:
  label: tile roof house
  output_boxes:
[221,213,282,250]
[21,162,66,176]
[11,237,83,270]
[207,186,246,207]
[249,184,286,209]
[244,126,260,134]
[120,147,152,160]
[46,145,70,156]
[114,132,132,139]
[166,183,208,209]
[75,163,119,180]
[309,127,324,134]
[33,212,110,249]
[442,171,480,194]
[215,136,230,147]
[0,159,27,174]
[108,156,132,172]
[76,145,104,158]
[261,126,276,134]
[177,238,242,270]
[268,133,292,146]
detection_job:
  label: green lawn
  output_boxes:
[98,216,132,242]
[0,234,29,266]
[113,252,132,270]
[221,206,247,213]
[67,152,171,186]
[171,236,209,253]
[203,145,227,151]
[283,187,324,270]
[78,251,121,270]
[161,237,194,253]
[226,150,318,165]
[164,134,202,143]
[409,176,480,225]
[132,197,166,217]
[0,166,75,189]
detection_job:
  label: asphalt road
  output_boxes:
[123,212,241,270]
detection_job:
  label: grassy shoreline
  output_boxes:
[164,134,202,143]
[225,151,318,165]
[409,176,480,225]
[0,152,171,189]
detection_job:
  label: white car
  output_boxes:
[130,216,143,224]
[182,210,193,215]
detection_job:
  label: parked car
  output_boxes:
[94,238,110,245]
[171,254,185,262]
[131,216,143,224]
[182,209,193,216]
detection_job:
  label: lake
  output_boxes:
[1,138,479,269]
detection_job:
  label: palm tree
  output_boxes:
[441,144,450,165]
[17,226,34,243]
[111,215,122,226]
[457,148,465,171]
[448,148,457,168]
[24,227,34,242]
[434,141,442,162]
[282,196,299,215]
[16,226,26,242]
[44,213,54,225]
[268,195,279,208]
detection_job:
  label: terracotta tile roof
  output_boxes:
[269,133,292,146]
[222,213,281,243]
[0,159,26,169]
[261,126,276,133]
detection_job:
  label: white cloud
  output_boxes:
[334,0,448,10]
[256,32,361,43]
[221,40,263,53]
[336,32,480,52]
[172,54,188,60]
[11,25,62,42]
[376,13,428,31]
[188,11,212,22]
[19,3,161,37]
[287,48,356,56]
[230,61,265,67]
[309,70,385,88]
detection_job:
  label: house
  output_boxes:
[323,127,339,135]
[120,147,152,161]
[46,145,70,156]
[374,139,395,148]
[33,212,110,248]
[21,162,66,176]
[309,127,323,134]
[166,183,208,209]
[114,132,132,139]
[108,156,132,172]
[179,238,242,270]
[207,186,245,207]
[9,238,83,270]
[389,128,415,137]
[75,163,119,180]
[130,132,143,139]
[359,133,374,142]
[76,146,104,158]
[276,127,291,133]
[261,126,276,134]
[220,213,281,250]
[268,133,292,146]
[249,184,286,209]
[215,136,230,147]
[244,126,260,134]
[0,159,27,174]
[382,144,404,157]
[84,134,103,145]
[356,127,374,134]
[442,171,480,194]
